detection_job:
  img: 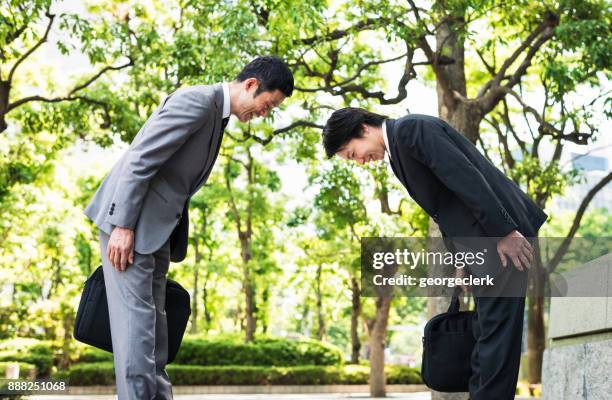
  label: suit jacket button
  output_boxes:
[109,210,114,215]
[176,213,181,219]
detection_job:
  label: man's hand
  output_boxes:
[497,230,533,271]
[107,226,134,271]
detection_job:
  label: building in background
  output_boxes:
[553,152,612,212]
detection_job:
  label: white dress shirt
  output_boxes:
[222,82,231,119]
[382,119,392,161]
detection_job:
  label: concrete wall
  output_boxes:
[542,253,612,400]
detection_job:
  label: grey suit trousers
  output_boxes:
[99,229,173,400]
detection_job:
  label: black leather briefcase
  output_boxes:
[421,288,476,392]
[74,265,190,364]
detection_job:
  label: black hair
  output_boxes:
[235,56,294,97]
[322,107,388,158]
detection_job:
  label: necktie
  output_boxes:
[221,117,229,131]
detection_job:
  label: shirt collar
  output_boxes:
[222,82,231,119]
[382,119,392,161]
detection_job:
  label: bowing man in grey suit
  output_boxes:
[84,56,294,400]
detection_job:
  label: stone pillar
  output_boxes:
[542,253,612,400]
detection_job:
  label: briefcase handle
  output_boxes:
[447,287,463,313]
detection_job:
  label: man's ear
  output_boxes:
[361,123,370,136]
[244,77,260,92]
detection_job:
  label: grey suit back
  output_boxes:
[84,84,224,261]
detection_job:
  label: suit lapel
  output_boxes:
[191,84,225,194]
[386,119,405,183]
[386,118,418,200]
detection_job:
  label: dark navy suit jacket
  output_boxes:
[386,114,547,238]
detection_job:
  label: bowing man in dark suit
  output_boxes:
[322,108,548,400]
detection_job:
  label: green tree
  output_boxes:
[221,133,285,342]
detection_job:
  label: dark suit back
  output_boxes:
[386,114,547,238]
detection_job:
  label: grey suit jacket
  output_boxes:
[84,84,225,262]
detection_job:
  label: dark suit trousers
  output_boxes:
[449,228,535,400]
[469,274,527,400]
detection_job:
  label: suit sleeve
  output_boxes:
[399,118,518,237]
[105,90,213,229]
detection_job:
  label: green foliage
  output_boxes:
[0,304,22,340]
[508,155,581,204]
[311,162,367,235]
[1,0,610,380]
[386,364,423,384]
[73,347,114,363]
[52,361,115,385]
[0,338,54,376]
[173,335,343,367]
[55,362,422,386]
[0,361,37,379]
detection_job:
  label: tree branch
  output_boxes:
[407,0,433,35]
[7,9,55,85]
[294,51,418,93]
[303,46,422,105]
[474,46,495,75]
[8,60,133,112]
[484,116,514,169]
[500,98,527,153]
[497,87,593,145]
[7,94,112,129]
[224,160,244,235]
[68,59,133,96]
[478,10,559,101]
[417,35,455,98]
[300,18,382,45]
[236,120,324,146]
[545,171,612,273]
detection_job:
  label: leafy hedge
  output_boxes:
[54,362,422,386]
[0,338,54,376]
[172,335,344,367]
[0,361,37,379]
[71,335,344,367]
[74,347,114,363]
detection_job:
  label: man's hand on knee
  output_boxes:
[108,226,135,271]
[497,230,533,271]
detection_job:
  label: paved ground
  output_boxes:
[26,394,430,400]
[26,394,538,400]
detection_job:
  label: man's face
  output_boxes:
[336,128,385,165]
[236,78,286,122]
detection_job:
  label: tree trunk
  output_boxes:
[202,271,212,332]
[350,276,361,364]
[527,240,546,386]
[59,307,74,371]
[191,266,199,333]
[191,239,200,334]
[241,234,256,342]
[428,11,472,400]
[428,223,470,397]
[225,152,257,343]
[235,302,243,331]
[368,295,392,397]
[243,269,256,342]
[260,286,270,334]
[315,263,325,340]
[0,81,9,133]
